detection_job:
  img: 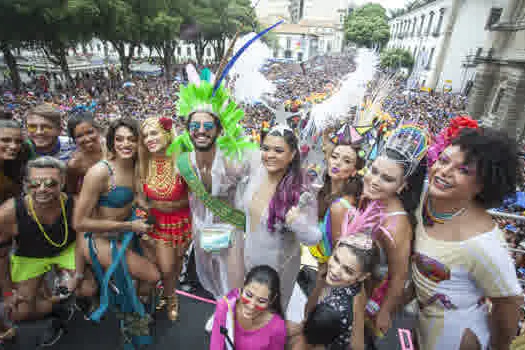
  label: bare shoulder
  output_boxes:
[67,152,82,168]
[384,212,412,245]
[0,197,18,230]
[84,161,110,181]
[331,196,354,214]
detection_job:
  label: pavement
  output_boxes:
[3,248,416,350]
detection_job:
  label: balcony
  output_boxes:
[490,18,525,31]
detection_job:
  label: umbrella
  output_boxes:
[122,82,136,88]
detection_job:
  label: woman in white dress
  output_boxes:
[410,126,522,350]
[241,124,321,309]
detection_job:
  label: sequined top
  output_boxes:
[321,283,361,350]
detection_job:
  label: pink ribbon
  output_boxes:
[175,289,217,305]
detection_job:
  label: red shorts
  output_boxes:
[146,207,192,247]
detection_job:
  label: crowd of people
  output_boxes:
[0,50,523,350]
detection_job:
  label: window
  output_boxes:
[426,11,435,35]
[491,85,506,113]
[206,47,212,57]
[286,38,292,49]
[327,41,332,52]
[486,7,503,29]
[177,47,181,56]
[285,50,292,58]
[187,47,191,56]
[297,52,303,61]
[412,18,418,36]
[419,15,426,35]
[427,47,435,69]
[434,8,446,34]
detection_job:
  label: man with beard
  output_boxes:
[170,68,258,332]
[0,157,86,346]
[26,103,76,162]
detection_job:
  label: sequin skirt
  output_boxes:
[145,207,192,247]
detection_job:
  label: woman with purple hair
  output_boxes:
[240,123,322,309]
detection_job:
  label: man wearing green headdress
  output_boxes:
[168,66,259,332]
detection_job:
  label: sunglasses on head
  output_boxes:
[27,178,59,189]
[189,121,215,132]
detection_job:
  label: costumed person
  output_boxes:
[66,111,105,194]
[72,119,160,348]
[25,103,76,162]
[167,21,283,332]
[308,202,386,350]
[241,122,321,309]
[306,124,365,311]
[0,157,86,346]
[361,124,428,342]
[410,122,522,350]
[137,116,191,321]
[286,303,347,350]
[0,119,30,342]
[209,265,287,350]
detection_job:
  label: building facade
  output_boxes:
[255,0,292,23]
[468,0,525,140]
[387,0,507,93]
[289,0,354,24]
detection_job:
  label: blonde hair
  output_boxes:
[138,117,177,183]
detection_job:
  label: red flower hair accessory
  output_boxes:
[158,117,173,132]
[427,115,479,167]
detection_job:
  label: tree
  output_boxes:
[144,0,185,80]
[379,48,414,71]
[188,0,257,65]
[344,3,390,48]
[94,0,155,79]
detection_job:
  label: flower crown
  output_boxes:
[427,115,479,167]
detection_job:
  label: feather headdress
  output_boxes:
[166,21,284,159]
[340,201,389,250]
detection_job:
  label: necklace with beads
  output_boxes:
[147,157,177,199]
[28,194,69,248]
[423,193,467,226]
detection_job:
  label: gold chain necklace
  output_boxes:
[28,195,69,248]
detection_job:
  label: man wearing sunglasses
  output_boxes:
[26,103,75,162]
[179,109,257,332]
[0,156,82,346]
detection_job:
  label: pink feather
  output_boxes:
[186,64,201,87]
[341,200,387,239]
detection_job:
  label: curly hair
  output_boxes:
[67,112,99,141]
[106,118,139,159]
[451,128,520,209]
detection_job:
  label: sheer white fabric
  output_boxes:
[188,149,259,300]
[241,165,322,308]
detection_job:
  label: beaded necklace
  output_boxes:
[423,193,467,226]
[147,157,177,199]
[28,195,69,248]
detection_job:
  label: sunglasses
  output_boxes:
[27,124,55,134]
[27,178,59,189]
[189,121,215,132]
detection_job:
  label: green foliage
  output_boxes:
[379,48,414,70]
[345,3,390,47]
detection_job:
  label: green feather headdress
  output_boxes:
[166,21,284,159]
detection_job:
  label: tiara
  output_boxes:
[268,123,293,136]
[383,124,429,177]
